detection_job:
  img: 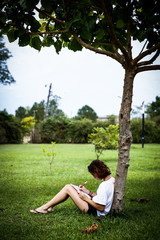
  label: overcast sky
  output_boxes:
[0,37,159,118]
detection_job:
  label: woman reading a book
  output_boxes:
[30,160,115,216]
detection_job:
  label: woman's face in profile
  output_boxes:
[91,172,101,181]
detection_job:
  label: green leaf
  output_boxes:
[47,152,51,157]
[19,0,26,8]
[116,19,124,29]
[80,29,92,41]
[42,146,46,152]
[68,38,82,52]
[19,0,39,10]
[85,16,96,32]
[95,29,105,41]
[65,18,81,29]
[0,25,9,35]
[18,32,30,46]
[30,19,41,32]
[7,29,18,42]
[138,30,147,42]
[54,40,62,54]
[30,37,42,51]
[26,0,39,10]
[41,0,53,12]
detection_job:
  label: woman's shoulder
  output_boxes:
[102,176,115,185]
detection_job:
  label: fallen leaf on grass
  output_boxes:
[130,198,150,203]
[138,198,149,203]
[79,222,98,233]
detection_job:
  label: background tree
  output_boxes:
[15,106,27,120]
[21,116,34,137]
[106,114,118,125]
[131,104,144,118]
[15,96,65,122]
[76,105,98,121]
[28,101,45,122]
[1,0,160,212]
[146,96,160,124]
[131,118,159,143]
[0,36,15,85]
[0,110,22,143]
[48,97,66,119]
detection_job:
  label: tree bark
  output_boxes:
[111,68,135,213]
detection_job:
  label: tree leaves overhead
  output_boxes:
[0,0,159,68]
[30,36,42,51]
[68,38,82,52]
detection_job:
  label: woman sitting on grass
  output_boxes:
[30,160,115,216]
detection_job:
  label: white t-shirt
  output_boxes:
[92,177,115,216]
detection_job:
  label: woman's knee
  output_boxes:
[63,184,72,192]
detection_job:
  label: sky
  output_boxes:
[0,37,160,118]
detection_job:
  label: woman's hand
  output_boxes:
[78,186,89,194]
[78,191,88,201]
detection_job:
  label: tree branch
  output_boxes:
[27,29,70,35]
[35,7,65,27]
[139,40,148,55]
[133,43,160,65]
[136,65,160,74]
[84,38,123,59]
[137,50,160,67]
[126,1,132,60]
[101,0,129,63]
[85,40,112,47]
[72,32,123,64]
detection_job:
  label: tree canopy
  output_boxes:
[146,96,160,119]
[76,105,98,121]
[15,96,65,122]
[0,0,159,72]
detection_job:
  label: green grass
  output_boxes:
[0,143,160,240]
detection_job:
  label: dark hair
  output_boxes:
[88,160,111,179]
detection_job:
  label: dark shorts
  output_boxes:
[87,203,97,216]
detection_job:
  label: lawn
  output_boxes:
[0,143,160,240]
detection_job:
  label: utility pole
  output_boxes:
[44,83,52,120]
[142,101,145,148]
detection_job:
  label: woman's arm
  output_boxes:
[79,186,96,197]
[78,192,105,212]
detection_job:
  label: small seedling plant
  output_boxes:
[42,142,57,175]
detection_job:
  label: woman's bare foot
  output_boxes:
[47,207,53,212]
[30,208,48,214]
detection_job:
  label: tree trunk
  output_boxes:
[111,68,135,213]
[44,83,52,120]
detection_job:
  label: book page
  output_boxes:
[71,184,91,199]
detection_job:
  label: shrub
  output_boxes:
[40,117,70,143]
[68,118,93,143]
[131,118,158,143]
[0,111,22,143]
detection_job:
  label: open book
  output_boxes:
[71,184,91,199]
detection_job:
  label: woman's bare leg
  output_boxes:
[30,184,89,214]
